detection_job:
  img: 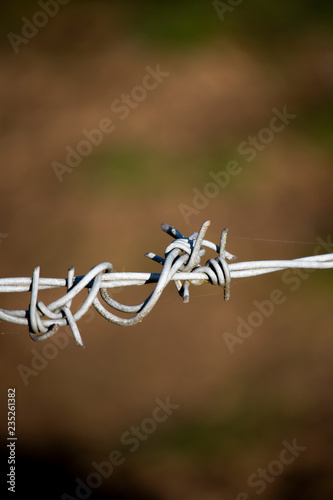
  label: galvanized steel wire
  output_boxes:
[0,221,332,347]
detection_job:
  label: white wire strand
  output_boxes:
[0,221,332,347]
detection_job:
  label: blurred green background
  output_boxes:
[0,1,332,499]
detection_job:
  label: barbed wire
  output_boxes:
[1,220,332,348]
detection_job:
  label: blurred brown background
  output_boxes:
[0,1,333,498]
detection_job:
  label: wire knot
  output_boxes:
[198,256,232,300]
[146,221,237,303]
[190,227,236,301]
[28,262,114,348]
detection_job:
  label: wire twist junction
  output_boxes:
[0,220,332,347]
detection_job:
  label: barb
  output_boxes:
[0,221,332,347]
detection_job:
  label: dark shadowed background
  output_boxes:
[0,1,333,498]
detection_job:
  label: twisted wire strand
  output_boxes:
[0,220,332,347]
